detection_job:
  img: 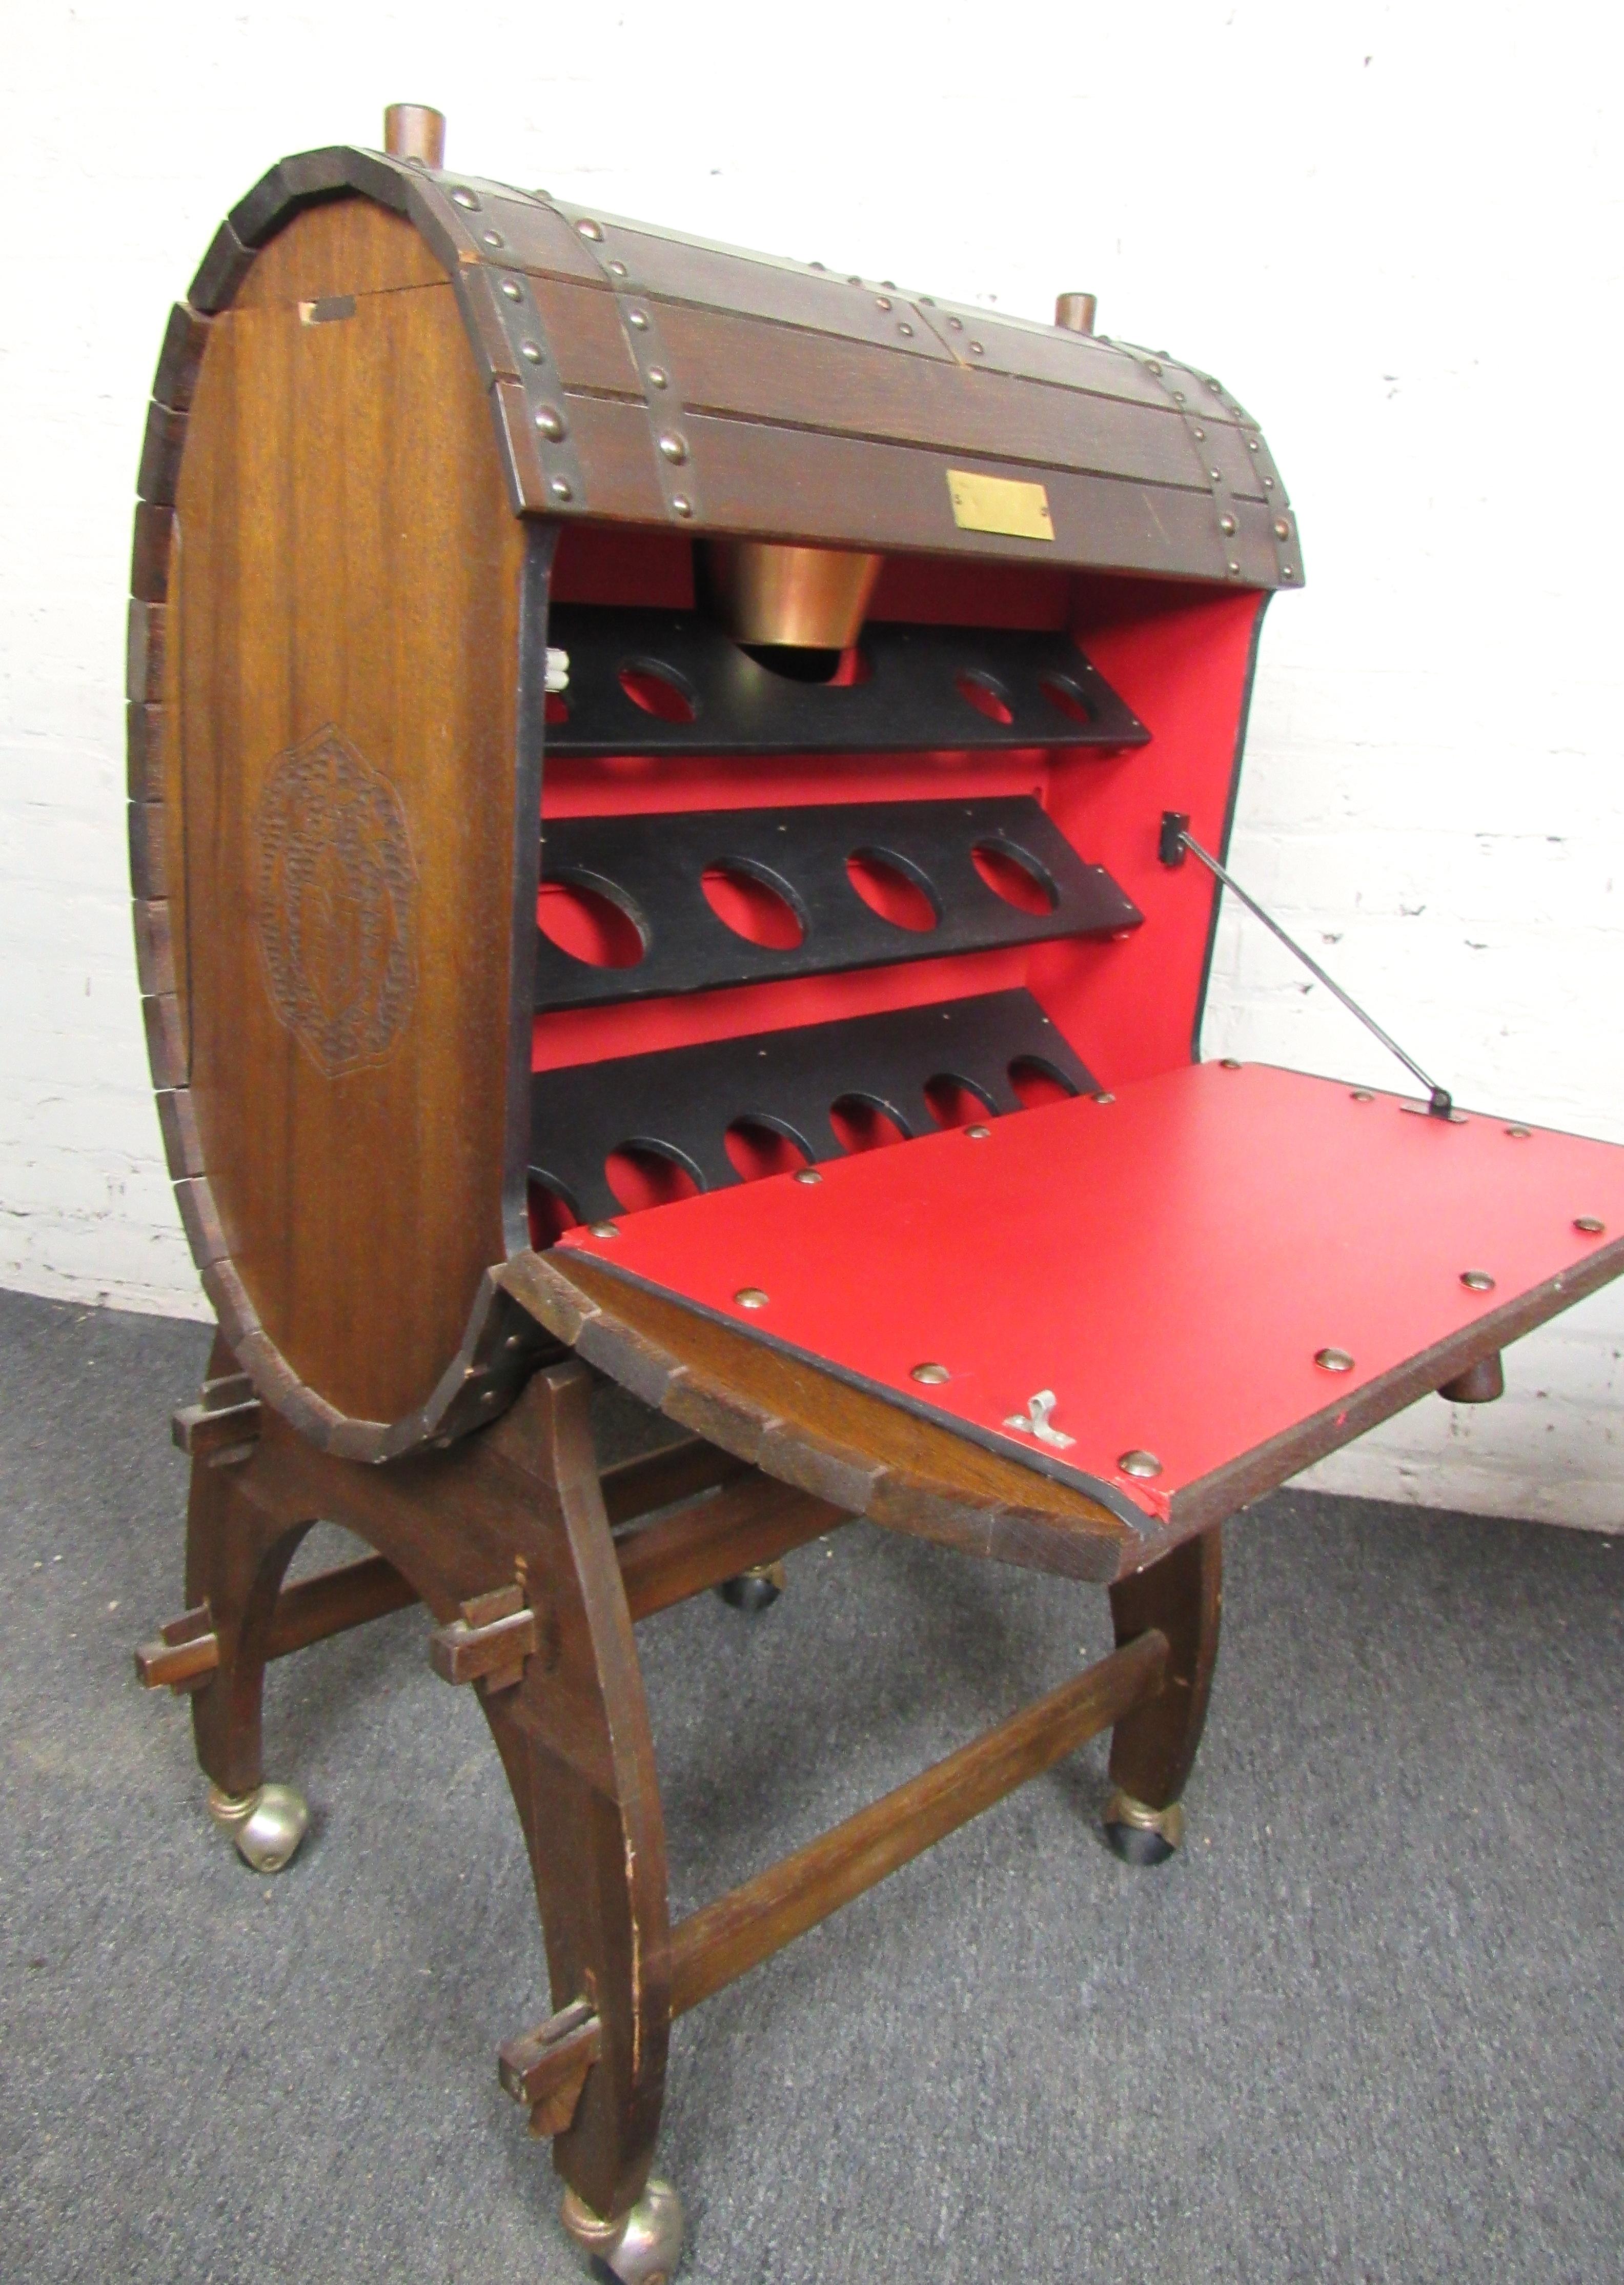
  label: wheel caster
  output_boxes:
[207,1781,309,1873]
[561,2175,684,2285]
[1103,1787,1184,1867]
[717,1560,785,1613]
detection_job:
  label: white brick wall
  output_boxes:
[4,3,1618,1525]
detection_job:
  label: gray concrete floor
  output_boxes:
[2,1285,1620,2283]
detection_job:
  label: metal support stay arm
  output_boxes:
[1160,812,1454,1117]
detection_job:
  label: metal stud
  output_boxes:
[1575,1216,1605,1234]
[965,1124,991,1140]
[658,432,688,463]
[534,405,565,440]
[1274,518,1291,540]
[1282,565,1295,578]
[1460,1270,1496,1292]
[1210,468,1223,482]
[1221,1058,1243,1071]
[1248,438,1261,451]
[736,1287,769,1310]
[647,366,669,388]
[608,259,627,276]
[1094,1091,1116,1105]
[876,295,892,310]
[898,321,914,337]
[1228,561,1241,575]
[1146,359,1163,375]
[628,309,649,330]
[1206,376,1223,393]
[1263,475,1275,489]
[968,341,984,355]
[947,314,963,331]
[501,278,522,300]
[1118,1449,1163,1479]
[1350,1088,1374,1102]
[1315,1347,1355,1373]
[794,1168,823,1185]
[1505,1125,1532,1139]
[450,187,479,210]
[482,229,504,248]
[1219,513,1236,535]
[911,1362,950,1384]
[520,340,543,363]
[588,1221,620,1238]
[550,477,573,501]
[576,218,603,239]
[671,495,693,518]
[1172,390,1186,403]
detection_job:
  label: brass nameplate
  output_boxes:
[947,470,1054,541]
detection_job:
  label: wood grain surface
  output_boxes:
[173,201,526,1425]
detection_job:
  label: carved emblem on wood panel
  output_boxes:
[254,724,419,1077]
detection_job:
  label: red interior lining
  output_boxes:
[535,533,1264,1126]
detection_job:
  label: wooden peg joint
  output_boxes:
[429,1583,539,1692]
[134,1602,221,1691]
[498,1999,602,2137]
[172,1369,261,1459]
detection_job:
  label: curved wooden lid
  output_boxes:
[188,145,1300,589]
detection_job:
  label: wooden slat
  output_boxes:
[556,211,956,360]
[600,1436,746,1523]
[672,409,1244,577]
[527,274,641,395]
[267,1553,418,1658]
[618,1474,846,1622]
[657,301,1204,490]
[668,1628,1169,2014]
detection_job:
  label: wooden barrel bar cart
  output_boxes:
[129,104,1624,2281]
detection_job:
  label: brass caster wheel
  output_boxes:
[717,1560,785,1613]
[561,2176,684,2285]
[207,1781,309,1873]
[1104,1788,1185,1867]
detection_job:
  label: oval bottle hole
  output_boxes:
[1008,1056,1080,1109]
[971,840,1058,916]
[538,875,647,968]
[724,1118,811,1181]
[829,1094,909,1153]
[845,847,940,933]
[618,658,697,722]
[924,1073,996,1129]
[1038,672,1095,725]
[701,862,806,949]
[604,1143,703,1212]
[954,669,1014,725]
[526,1176,580,1248]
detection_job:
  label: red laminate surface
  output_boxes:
[557,1062,1624,1522]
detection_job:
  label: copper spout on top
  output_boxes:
[1054,292,1098,335]
[384,104,446,167]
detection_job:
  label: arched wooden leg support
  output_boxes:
[1104,1525,1223,1863]
[192,1363,673,2227]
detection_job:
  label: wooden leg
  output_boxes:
[1105,1525,1223,1861]
[220,1362,672,2227]
[184,1447,314,1801]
